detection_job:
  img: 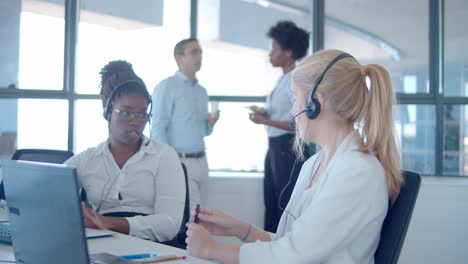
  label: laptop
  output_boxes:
[1,160,135,264]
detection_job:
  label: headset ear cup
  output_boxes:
[306,98,321,120]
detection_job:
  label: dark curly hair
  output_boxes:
[98,60,150,119]
[267,21,310,60]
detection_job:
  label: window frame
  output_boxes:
[1,0,466,176]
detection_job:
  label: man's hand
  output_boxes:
[208,111,220,126]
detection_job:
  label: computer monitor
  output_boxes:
[2,160,90,264]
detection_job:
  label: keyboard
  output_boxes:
[0,223,12,245]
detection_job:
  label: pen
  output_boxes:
[138,255,187,263]
[195,204,200,224]
[120,253,158,260]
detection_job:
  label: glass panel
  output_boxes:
[76,0,190,94]
[74,99,108,153]
[0,0,65,90]
[0,99,19,159]
[444,1,468,96]
[17,99,68,150]
[325,0,429,94]
[196,0,309,96]
[205,102,267,172]
[199,47,280,97]
[394,105,435,175]
[443,105,468,176]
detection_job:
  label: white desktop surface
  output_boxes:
[0,206,214,264]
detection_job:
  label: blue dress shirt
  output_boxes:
[151,71,213,154]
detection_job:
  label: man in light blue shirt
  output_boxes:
[151,38,220,210]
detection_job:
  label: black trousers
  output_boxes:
[264,133,306,232]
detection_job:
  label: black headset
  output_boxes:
[304,52,353,120]
[102,79,152,121]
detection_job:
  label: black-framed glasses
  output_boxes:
[112,108,149,120]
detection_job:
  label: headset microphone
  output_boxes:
[289,109,307,129]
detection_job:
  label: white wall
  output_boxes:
[399,177,468,264]
[206,175,468,263]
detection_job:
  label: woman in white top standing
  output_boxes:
[66,61,185,242]
[185,49,403,264]
[248,21,310,233]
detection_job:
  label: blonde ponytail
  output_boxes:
[292,50,403,203]
[361,64,403,203]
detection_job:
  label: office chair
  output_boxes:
[0,148,74,200]
[374,170,421,264]
[11,149,74,164]
[162,162,190,249]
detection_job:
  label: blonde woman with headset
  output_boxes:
[185,50,403,264]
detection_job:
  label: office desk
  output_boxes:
[0,206,214,264]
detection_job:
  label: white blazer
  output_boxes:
[240,131,389,264]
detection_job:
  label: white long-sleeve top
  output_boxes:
[240,131,389,264]
[65,136,185,242]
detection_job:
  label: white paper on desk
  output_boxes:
[85,228,113,239]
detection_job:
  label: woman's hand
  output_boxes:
[249,111,269,125]
[185,207,257,262]
[81,202,108,229]
[188,207,246,238]
[186,222,217,259]
[80,202,129,234]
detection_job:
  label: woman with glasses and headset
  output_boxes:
[185,50,403,263]
[65,61,185,243]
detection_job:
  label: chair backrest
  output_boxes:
[161,162,190,249]
[374,170,422,264]
[0,148,74,200]
[177,162,190,242]
[11,149,74,164]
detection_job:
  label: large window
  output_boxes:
[199,46,281,97]
[0,0,65,90]
[325,0,437,175]
[18,9,65,90]
[200,46,277,172]
[444,0,468,97]
[443,105,466,175]
[1,0,468,177]
[74,99,107,153]
[442,0,468,176]
[205,102,267,172]
[322,0,468,176]
[395,105,436,175]
[74,0,190,150]
[0,0,190,156]
[0,99,18,160]
[17,99,68,150]
[76,0,190,94]
[197,0,309,173]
